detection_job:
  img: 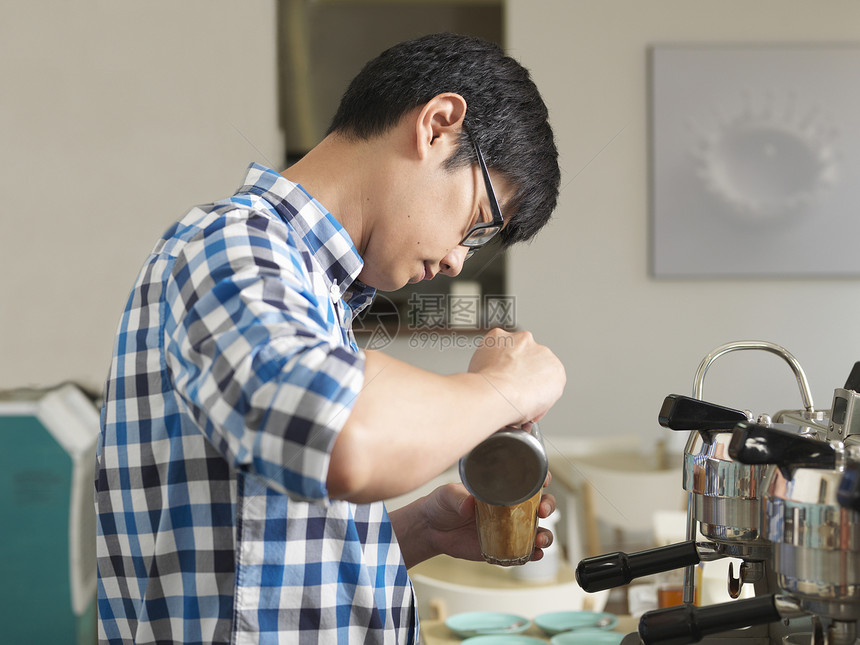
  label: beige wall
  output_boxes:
[503,0,860,447]
[0,0,283,391]
[5,0,860,451]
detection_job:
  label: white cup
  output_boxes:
[511,511,561,583]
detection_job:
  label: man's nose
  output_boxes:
[439,246,467,277]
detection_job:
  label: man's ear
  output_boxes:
[415,93,467,161]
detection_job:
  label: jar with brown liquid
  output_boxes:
[459,422,547,565]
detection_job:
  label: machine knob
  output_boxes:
[838,462,860,512]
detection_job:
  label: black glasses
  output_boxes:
[459,134,504,260]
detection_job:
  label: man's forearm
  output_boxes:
[327,349,518,503]
[327,328,566,504]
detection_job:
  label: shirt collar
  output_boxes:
[236,163,376,308]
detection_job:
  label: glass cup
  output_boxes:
[474,488,542,565]
[459,422,548,566]
[657,568,685,608]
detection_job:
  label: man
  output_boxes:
[96,33,564,644]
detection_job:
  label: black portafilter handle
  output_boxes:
[728,422,838,471]
[575,541,700,593]
[658,395,748,432]
[638,594,781,645]
[838,462,860,512]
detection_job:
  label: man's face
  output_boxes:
[358,157,513,292]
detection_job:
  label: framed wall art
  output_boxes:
[651,44,860,277]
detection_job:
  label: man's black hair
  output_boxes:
[328,32,560,247]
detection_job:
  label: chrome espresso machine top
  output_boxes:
[575,341,860,645]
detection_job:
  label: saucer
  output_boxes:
[462,637,548,645]
[550,629,624,645]
[534,611,618,635]
[445,612,531,638]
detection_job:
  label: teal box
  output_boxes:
[0,385,99,645]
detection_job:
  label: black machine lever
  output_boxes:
[576,541,701,593]
[658,395,749,436]
[843,361,860,393]
[728,422,837,478]
[638,594,782,645]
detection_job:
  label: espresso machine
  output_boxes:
[637,392,860,644]
[576,341,860,644]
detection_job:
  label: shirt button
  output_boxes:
[330,282,340,299]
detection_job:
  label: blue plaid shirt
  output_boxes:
[96,163,418,644]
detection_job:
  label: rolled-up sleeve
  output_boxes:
[163,208,363,503]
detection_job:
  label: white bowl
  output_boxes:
[410,555,609,620]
